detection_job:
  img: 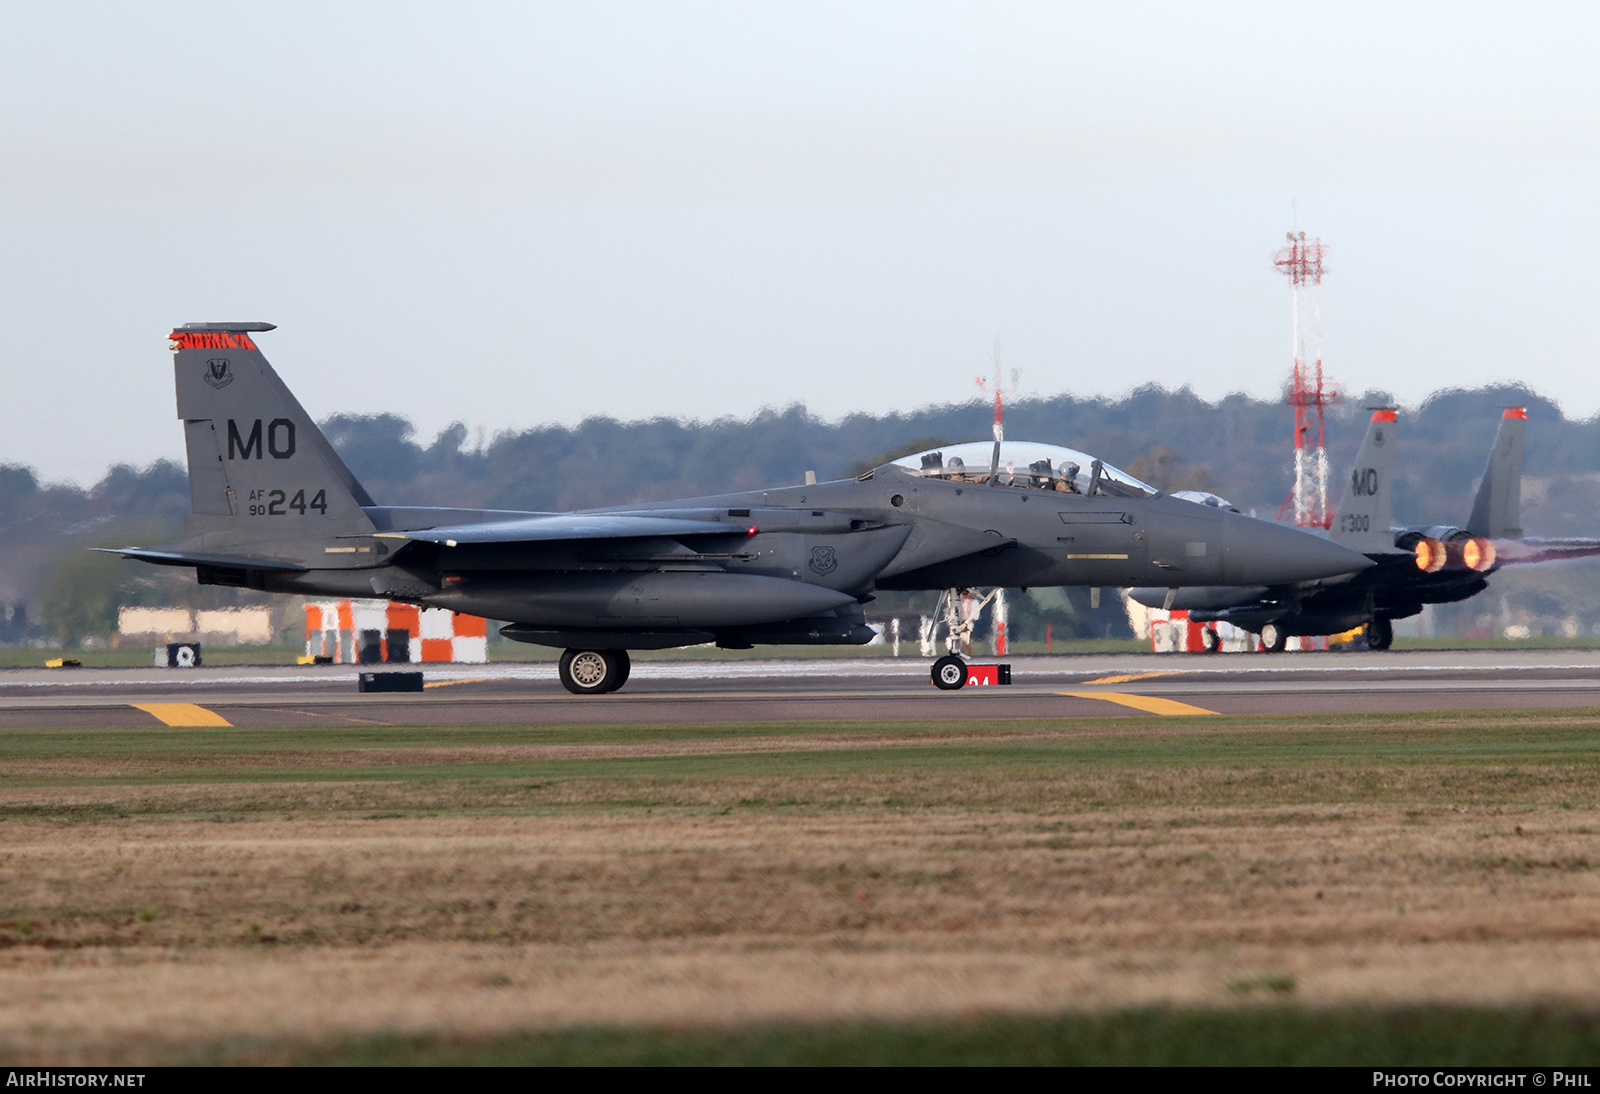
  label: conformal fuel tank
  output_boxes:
[431,570,860,629]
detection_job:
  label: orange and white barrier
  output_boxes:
[1145,609,1255,653]
[1149,609,1207,652]
[304,600,489,664]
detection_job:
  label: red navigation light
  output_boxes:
[747,526,758,535]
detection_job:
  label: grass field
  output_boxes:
[2,707,1599,1064]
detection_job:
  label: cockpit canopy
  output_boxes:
[1171,489,1240,513]
[889,441,1159,500]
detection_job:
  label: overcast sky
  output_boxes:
[3,2,1599,483]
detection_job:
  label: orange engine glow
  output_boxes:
[1462,537,1496,572]
[1414,538,1446,572]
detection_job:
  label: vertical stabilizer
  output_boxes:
[169,323,376,536]
[1467,408,1525,539]
[1329,408,1398,553]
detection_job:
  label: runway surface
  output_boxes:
[4,649,1600,727]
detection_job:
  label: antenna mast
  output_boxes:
[1274,231,1337,528]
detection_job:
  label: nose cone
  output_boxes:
[1220,512,1375,585]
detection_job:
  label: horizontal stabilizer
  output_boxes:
[91,547,308,572]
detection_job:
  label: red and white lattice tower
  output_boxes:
[972,340,1020,655]
[1273,232,1338,528]
[974,339,1020,454]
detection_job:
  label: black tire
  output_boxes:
[931,654,968,690]
[1365,618,1394,651]
[559,648,623,695]
[1259,623,1288,653]
[612,649,631,689]
[1201,627,1221,653]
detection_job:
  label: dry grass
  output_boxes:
[0,712,1598,1062]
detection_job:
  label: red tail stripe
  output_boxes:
[168,331,258,351]
[1371,409,1397,422]
[1503,407,1527,419]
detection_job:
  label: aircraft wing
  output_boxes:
[374,513,753,546]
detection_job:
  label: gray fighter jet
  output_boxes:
[104,322,1372,692]
[1128,406,1590,650]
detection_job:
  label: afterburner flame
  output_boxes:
[1414,538,1446,572]
[1462,537,1496,572]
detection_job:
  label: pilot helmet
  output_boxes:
[946,456,966,473]
[1060,461,1080,480]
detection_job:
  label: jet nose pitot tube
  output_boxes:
[1218,512,1376,585]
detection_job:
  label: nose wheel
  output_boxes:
[931,654,968,690]
[559,648,631,694]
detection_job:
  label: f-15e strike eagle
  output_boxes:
[1130,405,1600,651]
[105,323,1372,693]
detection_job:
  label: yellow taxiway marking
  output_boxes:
[1080,671,1179,686]
[1058,691,1217,716]
[422,678,491,689]
[132,703,232,727]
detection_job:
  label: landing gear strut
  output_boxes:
[1364,618,1393,651]
[558,648,631,694]
[934,586,1001,655]
[926,587,1002,690]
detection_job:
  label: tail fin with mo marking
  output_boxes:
[1329,408,1398,554]
[170,323,375,538]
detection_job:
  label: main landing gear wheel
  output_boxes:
[1259,623,1288,653]
[931,654,968,690]
[559,648,630,694]
[1201,627,1222,653]
[1364,618,1394,651]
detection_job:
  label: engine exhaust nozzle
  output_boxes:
[1414,537,1446,573]
[1460,536,1496,572]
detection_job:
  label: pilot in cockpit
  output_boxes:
[1055,461,1080,493]
[945,456,969,481]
